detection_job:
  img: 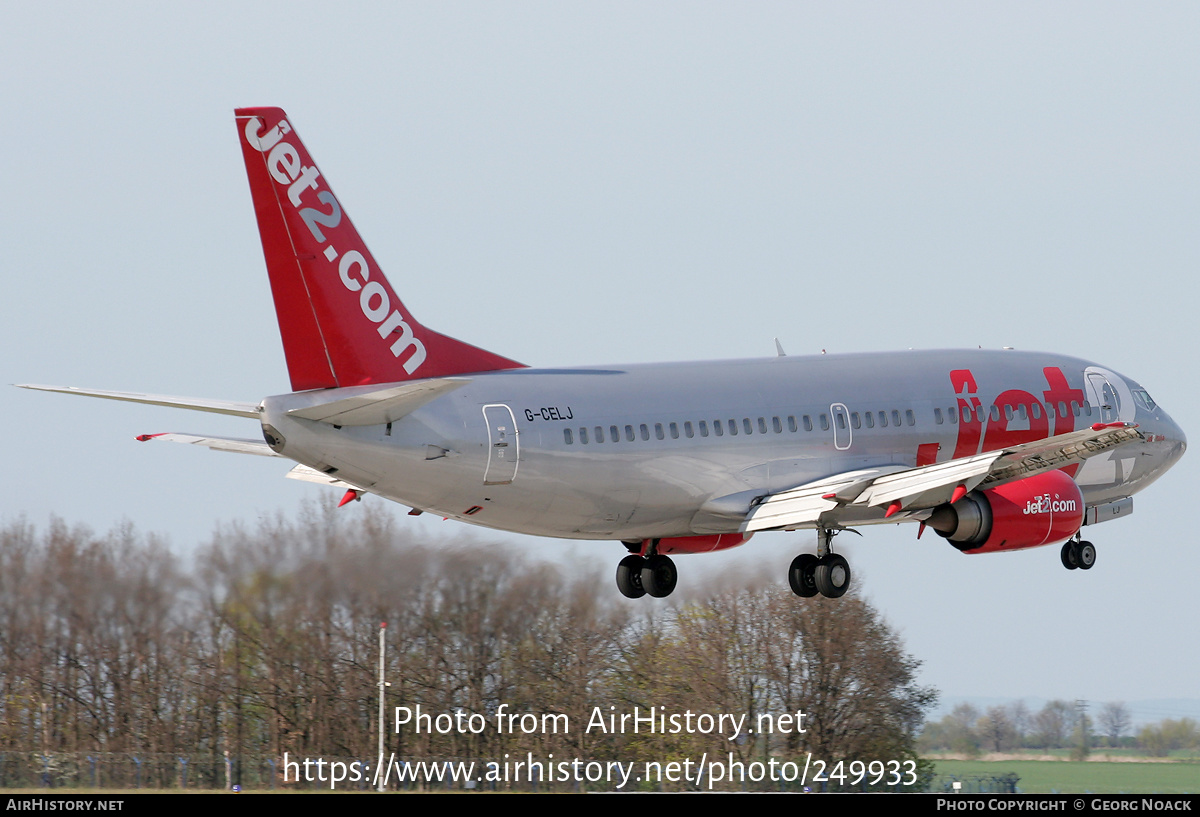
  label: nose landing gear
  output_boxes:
[1060,536,1097,571]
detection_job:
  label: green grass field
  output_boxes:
[932,759,1199,794]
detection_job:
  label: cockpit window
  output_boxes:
[1132,389,1157,411]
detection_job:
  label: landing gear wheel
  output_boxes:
[788,554,819,598]
[640,554,678,598]
[1077,541,1096,570]
[814,553,851,598]
[616,555,646,598]
[1060,541,1079,570]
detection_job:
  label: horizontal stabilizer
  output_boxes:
[285,378,468,426]
[135,432,279,457]
[16,384,259,418]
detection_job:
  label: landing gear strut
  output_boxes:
[614,541,678,599]
[789,527,852,599]
[1061,536,1097,571]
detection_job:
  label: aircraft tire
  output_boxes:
[641,554,678,598]
[814,553,851,598]
[788,554,820,598]
[616,555,647,598]
[1077,541,1096,570]
[1060,541,1079,570]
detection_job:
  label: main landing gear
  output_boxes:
[1060,536,1097,571]
[615,542,678,599]
[789,527,852,599]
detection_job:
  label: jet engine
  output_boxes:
[926,469,1084,554]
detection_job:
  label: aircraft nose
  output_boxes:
[1153,410,1187,469]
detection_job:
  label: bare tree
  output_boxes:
[1098,701,1131,747]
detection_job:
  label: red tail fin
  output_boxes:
[235,107,524,390]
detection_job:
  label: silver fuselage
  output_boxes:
[261,348,1185,542]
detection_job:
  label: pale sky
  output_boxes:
[3,2,1198,712]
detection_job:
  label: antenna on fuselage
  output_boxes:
[774,338,787,357]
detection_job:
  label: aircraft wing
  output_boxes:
[15,384,260,418]
[742,422,1143,532]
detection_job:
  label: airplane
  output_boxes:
[18,107,1187,600]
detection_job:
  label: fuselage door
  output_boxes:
[830,402,852,450]
[1086,373,1120,423]
[482,403,519,485]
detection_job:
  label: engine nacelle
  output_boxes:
[926,470,1084,554]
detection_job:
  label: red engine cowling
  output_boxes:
[926,470,1084,554]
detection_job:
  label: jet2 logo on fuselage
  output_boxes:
[950,366,1087,460]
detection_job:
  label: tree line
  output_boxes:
[920,700,1199,759]
[0,505,935,790]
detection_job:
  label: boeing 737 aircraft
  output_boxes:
[19,107,1187,600]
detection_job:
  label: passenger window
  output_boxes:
[787,416,797,432]
[934,408,943,425]
[1058,401,1068,418]
[836,413,846,430]
[906,409,915,426]
[1004,406,1014,422]
[699,420,709,437]
[625,424,634,442]
[758,417,768,434]
[669,422,679,439]
[803,415,813,432]
[640,423,650,441]
[948,406,957,424]
[655,423,665,440]
[851,412,861,430]
[713,420,724,437]
[684,421,694,438]
[1031,402,1041,419]
[1072,401,1081,417]
[1018,405,1028,421]
[743,418,753,435]
[865,412,875,428]
[879,411,888,428]
[595,426,605,443]
[892,410,902,426]
[610,425,619,442]
[564,428,573,444]
[580,427,589,444]
[819,414,829,431]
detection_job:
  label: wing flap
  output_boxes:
[742,467,907,532]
